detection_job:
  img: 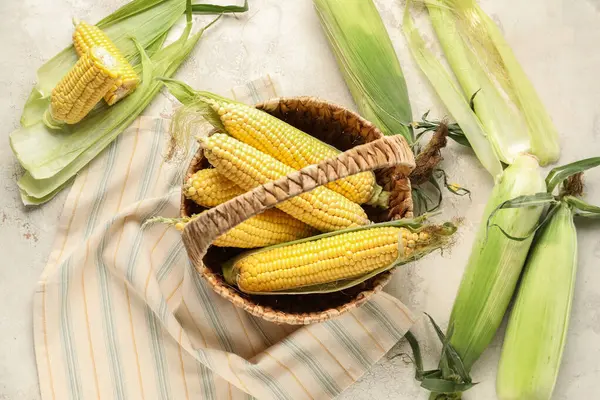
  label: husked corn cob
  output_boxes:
[201,133,370,232]
[181,168,317,247]
[171,210,317,248]
[50,47,120,124]
[183,168,244,207]
[203,95,385,206]
[227,226,430,292]
[72,19,140,105]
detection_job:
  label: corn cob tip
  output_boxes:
[183,168,244,207]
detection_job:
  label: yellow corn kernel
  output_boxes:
[173,210,317,248]
[204,97,382,205]
[72,19,140,105]
[50,47,120,124]
[201,133,370,232]
[231,226,430,292]
[183,169,244,207]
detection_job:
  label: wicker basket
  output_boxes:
[181,97,415,324]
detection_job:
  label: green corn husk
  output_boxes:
[496,202,577,400]
[425,2,529,165]
[402,2,503,179]
[426,154,545,399]
[412,0,560,166]
[313,0,413,142]
[494,157,600,400]
[404,158,600,398]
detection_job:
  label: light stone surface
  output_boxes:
[1,0,599,399]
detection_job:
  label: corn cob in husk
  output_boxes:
[445,155,545,370]
[495,158,600,400]
[496,203,577,400]
[224,220,456,294]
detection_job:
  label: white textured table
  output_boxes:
[1,0,599,399]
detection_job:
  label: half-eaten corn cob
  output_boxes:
[180,168,317,248]
[187,92,388,207]
[223,222,456,293]
[49,46,120,124]
[201,133,370,232]
[72,19,140,105]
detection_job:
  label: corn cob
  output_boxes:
[72,19,140,105]
[428,154,546,399]
[497,203,577,400]
[168,211,317,249]
[226,226,432,292]
[201,133,370,232]
[199,94,387,206]
[183,168,244,207]
[49,47,120,124]
[181,168,317,248]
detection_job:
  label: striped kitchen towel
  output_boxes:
[33,77,415,400]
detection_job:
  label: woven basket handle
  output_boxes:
[182,135,415,269]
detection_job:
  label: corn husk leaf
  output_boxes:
[221,217,456,295]
[485,192,557,241]
[485,156,600,238]
[424,0,560,165]
[424,1,530,164]
[403,1,503,179]
[19,179,74,206]
[565,196,600,218]
[191,0,248,14]
[14,7,226,204]
[314,0,413,142]
[546,156,600,193]
[399,317,477,393]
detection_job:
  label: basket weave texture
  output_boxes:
[181,97,415,324]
